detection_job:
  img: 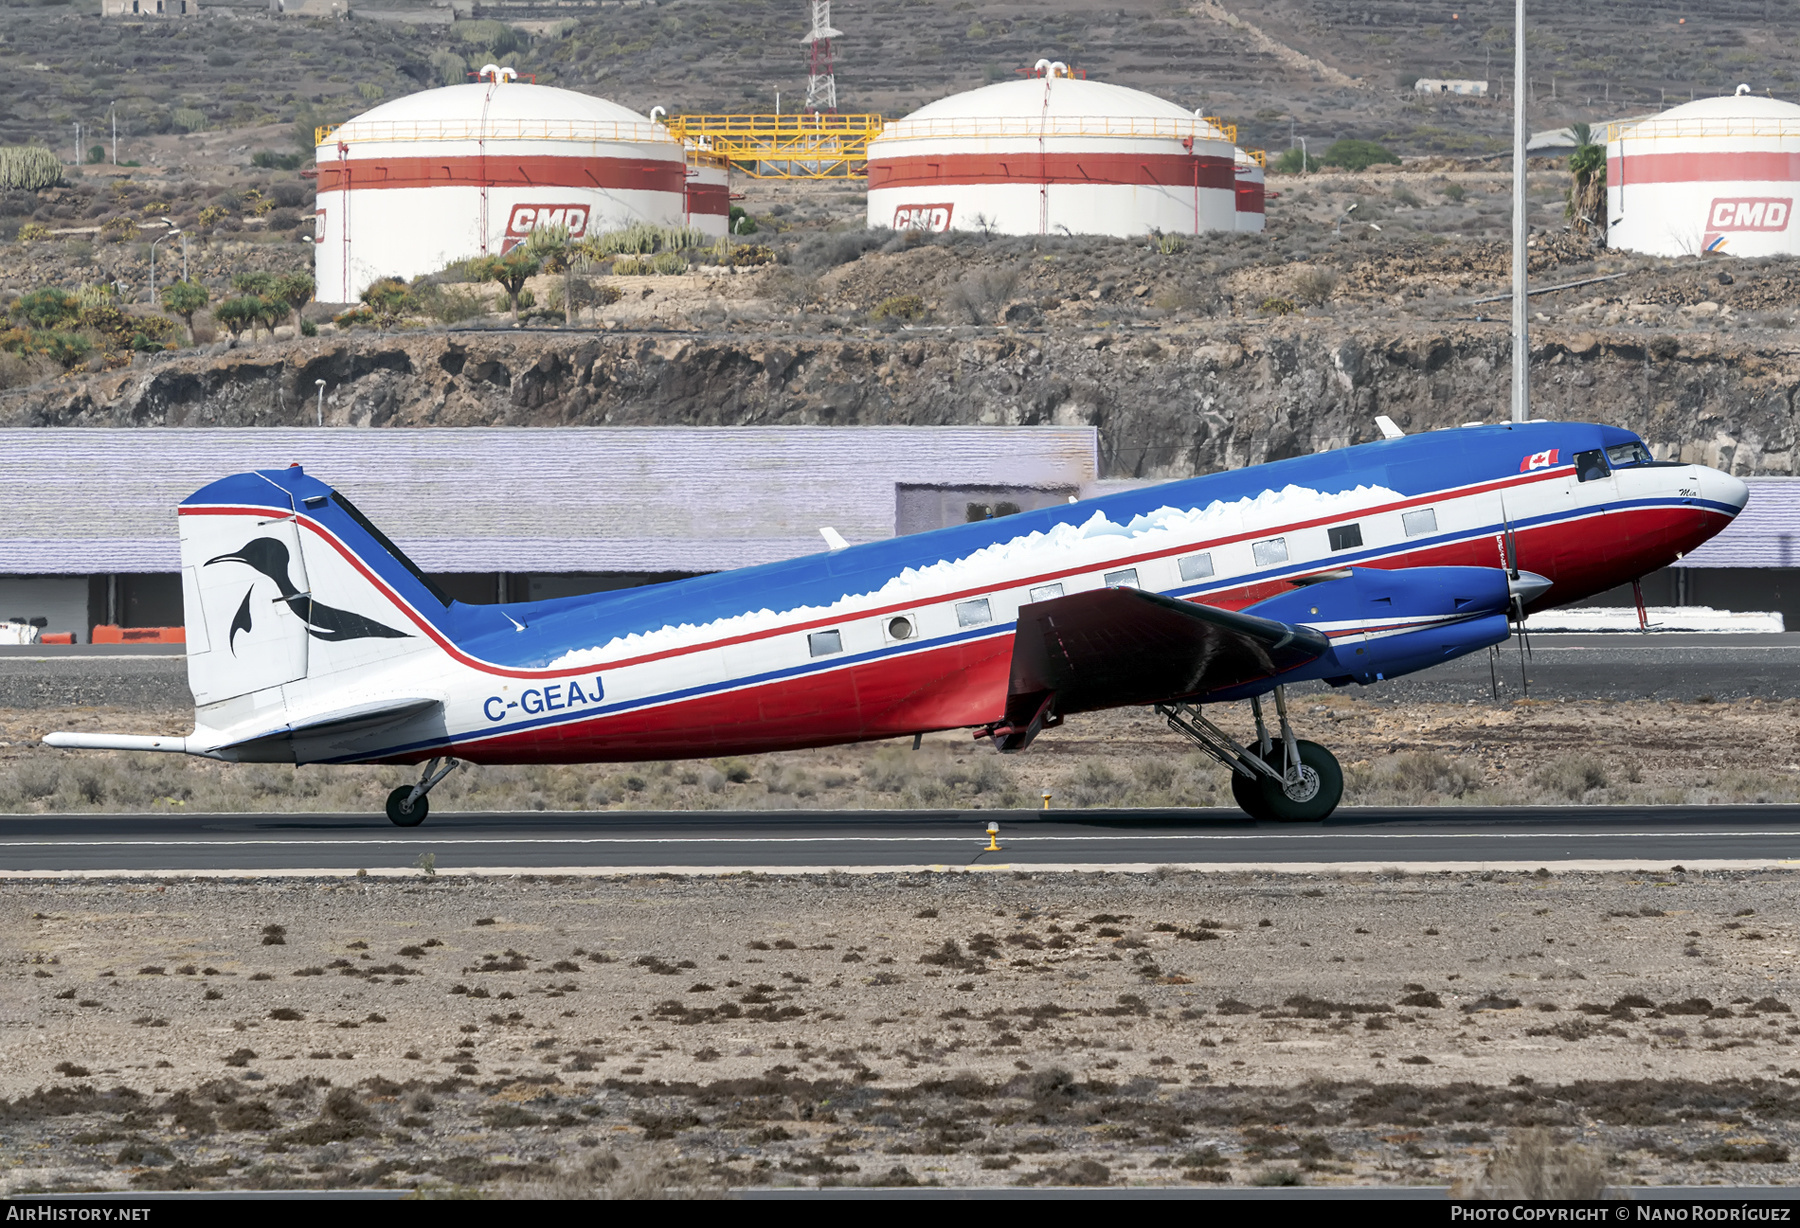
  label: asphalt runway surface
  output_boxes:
[6,633,1800,708]
[4,805,1797,875]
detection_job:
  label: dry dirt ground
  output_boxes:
[2,870,1799,1194]
[4,696,1799,815]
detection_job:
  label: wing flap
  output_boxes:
[989,588,1328,750]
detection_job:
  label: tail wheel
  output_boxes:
[1253,739,1343,822]
[385,786,429,828]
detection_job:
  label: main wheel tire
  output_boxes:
[385,786,429,828]
[1253,739,1343,822]
[1230,764,1274,821]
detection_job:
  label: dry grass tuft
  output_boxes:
[1458,1127,1613,1199]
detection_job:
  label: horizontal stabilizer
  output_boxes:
[43,732,193,754]
[44,696,441,761]
[217,696,443,753]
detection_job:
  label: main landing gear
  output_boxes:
[1157,685,1344,822]
[385,756,461,827]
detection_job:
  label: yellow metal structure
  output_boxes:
[664,113,885,179]
[870,114,1239,146]
[1607,116,1800,142]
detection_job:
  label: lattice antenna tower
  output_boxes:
[802,0,841,113]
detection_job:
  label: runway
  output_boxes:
[3,805,1798,875]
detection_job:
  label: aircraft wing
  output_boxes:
[988,588,1330,751]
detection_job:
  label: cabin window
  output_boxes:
[1327,524,1363,552]
[1402,508,1438,537]
[808,630,843,657]
[1103,568,1139,588]
[1573,449,1611,482]
[1606,441,1653,468]
[1252,537,1288,567]
[955,598,993,627]
[1028,583,1064,603]
[886,616,915,641]
[1178,553,1214,581]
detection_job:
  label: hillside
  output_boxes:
[2,0,1799,166]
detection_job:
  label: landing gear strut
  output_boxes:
[385,756,460,828]
[1157,685,1344,822]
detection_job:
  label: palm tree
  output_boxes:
[1566,122,1606,237]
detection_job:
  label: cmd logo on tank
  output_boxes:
[1703,196,1792,252]
[894,203,954,232]
[502,204,592,252]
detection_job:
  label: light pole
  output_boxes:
[1510,0,1530,424]
[1298,135,1308,173]
[1334,201,1357,238]
[149,227,179,302]
[315,379,326,426]
[160,216,186,283]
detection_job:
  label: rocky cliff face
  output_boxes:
[6,321,1793,478]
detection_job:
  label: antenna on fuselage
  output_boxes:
[1509,0,1529,424]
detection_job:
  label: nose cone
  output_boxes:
[1711,469,1750,516]
[1508,570,1553,607]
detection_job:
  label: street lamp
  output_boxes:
[161,216,186,283]
[1334,202,1358,238]
[315,379,326,426]
[149,226,180,302]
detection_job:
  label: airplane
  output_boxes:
[45,419,1747,825]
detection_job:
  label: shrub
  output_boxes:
[871,294,926,321]
[430,49,467,87]
[1377,752,1482,800]
[16,223,50,243]
[15,287,78,330]
[250,151,303,171]
[412,283,488,324]
[582,223,709,257]
[1271,147,1321,174]
[1289,267,1338,305]
[650,251,688,275]
[1321,139,1401,171]
[1260,296,1295,315]
[1533,754,1608,800]
[171,108,207,134]
[947,267,1019,324]
[0,146,63,192]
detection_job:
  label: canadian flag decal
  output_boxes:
[1519,449,1560,472]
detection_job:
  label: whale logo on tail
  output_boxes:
[206,537,410,644]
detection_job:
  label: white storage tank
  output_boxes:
[1234,148,1265,232]
[315,69,687,300]
[866,63,1238,238]
[1608,86,1800,258]
[685,152,731,238]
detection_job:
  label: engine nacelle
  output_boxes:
[1244,565,1514,686]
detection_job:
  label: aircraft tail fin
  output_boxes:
[176,464,444,712]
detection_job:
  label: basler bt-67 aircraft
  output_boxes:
[45,419,1747,825]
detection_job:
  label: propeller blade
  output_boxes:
[1498,495,1520,580]
[1489,643,1500,701]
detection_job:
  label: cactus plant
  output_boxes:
[0,146,62,193]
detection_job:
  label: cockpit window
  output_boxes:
[1573,449,1612,483]
[1606,441,1654,469]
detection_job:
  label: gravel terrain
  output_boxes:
[6,688,1800,813]
[3,870,1798,1193]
